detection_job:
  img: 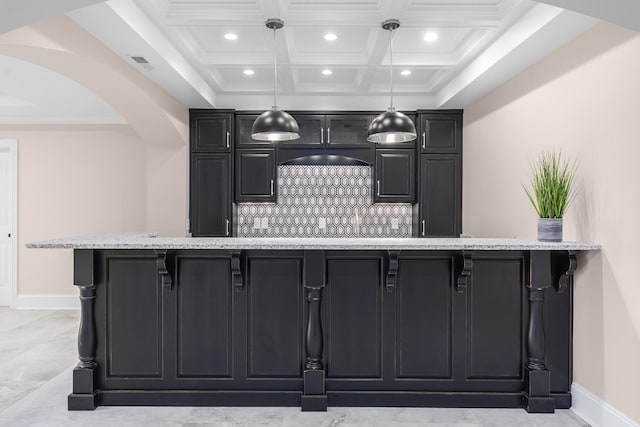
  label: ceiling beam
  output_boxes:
[535,0,640,32]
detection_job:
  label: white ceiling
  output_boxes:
[67,0,598,111]
[0,0,621,123]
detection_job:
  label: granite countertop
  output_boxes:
[26,232,601,251]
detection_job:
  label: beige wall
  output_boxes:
[146,144,188,237]
[463,22,640,424]
[8,125,148,295]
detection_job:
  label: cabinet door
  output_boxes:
[235,149,276,202]
[419,112,461,153]
[190,153,232,237]
[325,115,372,147]
[374,149,415,203]
[279,114,325,148]
[170,252,234,383]
[419,154,461,237]
[190,111,233,152]
[235,114,275,148]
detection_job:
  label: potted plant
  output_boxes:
[523,150,578,242]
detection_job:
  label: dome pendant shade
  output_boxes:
[368,19,417,144]
[367,108,417,143]
[252,18,300,142]
[251,108,300,141]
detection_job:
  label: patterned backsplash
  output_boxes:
[237,165,413,237]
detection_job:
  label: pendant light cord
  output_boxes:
[273,27,277,109]
[389,27,393,110]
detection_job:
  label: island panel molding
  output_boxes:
[28,233,600,413]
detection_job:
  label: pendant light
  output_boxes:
[252,19,300,141]
[367,19,417,143]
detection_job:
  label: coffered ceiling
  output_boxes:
[67,0,598,111]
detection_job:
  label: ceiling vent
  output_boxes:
[128,55,153,71]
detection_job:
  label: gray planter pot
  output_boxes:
[537,218,563,242]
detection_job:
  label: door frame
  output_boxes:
[0,139,17,308]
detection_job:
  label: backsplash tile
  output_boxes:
[237,165,412,237]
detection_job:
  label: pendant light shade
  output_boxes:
[367,20,417,144]
[252,19,300,141]
[251,109,300,141]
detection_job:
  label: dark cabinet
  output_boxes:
[325,115,372,147]
[374,149,415,203]
[418,111,461,153]
[278,114,325,148]
[190,153,232,236]
[418,154,461,237]
[276,113,373,148]
[235,149,276,202]
[190,110,233,152]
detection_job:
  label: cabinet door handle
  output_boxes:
[226,219,230,236]
[421,220,426,237]
[270,179,274,196]
[422,131,426,150]
[226,131,230,149]
[320,127,324,144]
[327,127,331,144]
[376,180,381,197]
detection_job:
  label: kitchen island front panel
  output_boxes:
[48,240,589,413]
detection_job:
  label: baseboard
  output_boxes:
[14,294,79,310]
[571,383,639,427]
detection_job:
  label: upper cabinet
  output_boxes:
[235,149,276,203]
[190,110,234,153]
[275,113,373,148]
[418,111,462,154]
[324,115,372,148]
[374,149,416,203]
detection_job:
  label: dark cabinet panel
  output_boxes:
[190,111,233,152]
[235,114,275,148]
[467,258,524,380]
[246,257,303,378]
[419,154,461,237]
[105,257,162,378]
[375,149,415,203]
[396,258,453,379]
[325,115,372,147]
[190,153,231,237]
[175,256,232,378]
[326,256,383,379]
[235,149,276,202]
[419,112,462,153]
[279,114,325,148]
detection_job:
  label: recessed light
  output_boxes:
[322,69,333,76]
[324,33,338,41]
[243,69,254,76]
[424,32,438,42]
[224,33,238,41]
[400,69,411,76]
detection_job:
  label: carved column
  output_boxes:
[77,285,97,369]
[523,250,555,413]
[301,250,327,411]
[305,287,323,370]
[68,249,98,411]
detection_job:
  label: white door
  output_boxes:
[0,140,16,307]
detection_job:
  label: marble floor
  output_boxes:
[0,308,590,427]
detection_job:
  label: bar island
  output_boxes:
[27,233,599,413]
